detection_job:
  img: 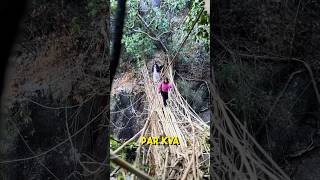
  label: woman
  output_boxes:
[157,78,172,106]
[152,62,162,83]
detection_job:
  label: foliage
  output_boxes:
[164,0,188,13]
[122,33,156,60]
[87,0,109,49]
[70,17,81,35]
[87,0,108,18]
[110,137,121,150]
[184,0,209,50]
[110,136,139,178]
[111,0,190,63]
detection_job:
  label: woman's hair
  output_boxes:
[163,77,169,83]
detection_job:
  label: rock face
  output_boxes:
[111,70,147,140]
[111,83,146,140]
[139,0,161,15]
[199,110,210,123]
[204,0,210,14]
[151,0,161,9]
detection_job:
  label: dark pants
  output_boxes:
[160,91,168,106]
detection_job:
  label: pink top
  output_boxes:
[158,82,172,93]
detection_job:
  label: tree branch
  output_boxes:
[132,29,160,41]
[110,151,154,180]
[137,13,169,53]
[161,8,205,77]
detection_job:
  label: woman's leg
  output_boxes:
[162,92,168,106]
[160,92,165,106]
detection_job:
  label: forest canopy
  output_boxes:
[111,0,209,64]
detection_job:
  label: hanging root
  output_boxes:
[132,64,209,179]
[209,78,290,180]
[113,63,290,180]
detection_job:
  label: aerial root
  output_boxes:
[113,64,290,180]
